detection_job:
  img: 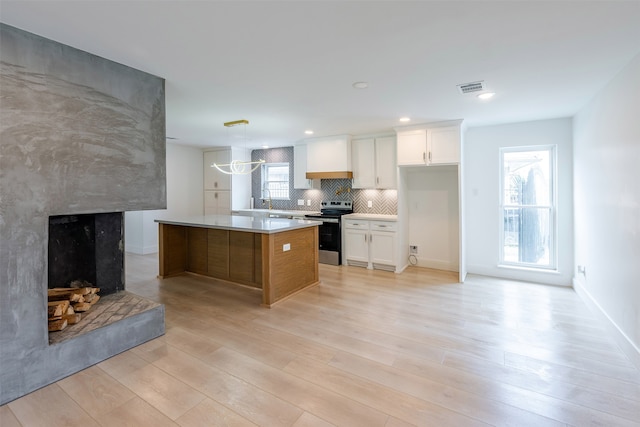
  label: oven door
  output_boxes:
[306,216,341,265]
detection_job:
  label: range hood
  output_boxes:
[303,135,353,180]
[306,171,353,180]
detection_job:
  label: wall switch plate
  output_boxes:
[307,200,311,206]
[283,243,291,252]
[297,199,304,206]
[367,200,373,208]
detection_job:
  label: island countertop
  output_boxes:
[155,215,321,234]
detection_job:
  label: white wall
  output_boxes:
[573,53,640,365]
[464,118,574,286]
[404,165,459,271]
[125,142,204,254]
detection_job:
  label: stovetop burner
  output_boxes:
[305,200,353,218]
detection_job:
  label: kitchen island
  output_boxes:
[155,215,320,307]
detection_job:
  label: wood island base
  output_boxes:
[158,222,319,307]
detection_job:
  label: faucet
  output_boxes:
[262,187,272,210]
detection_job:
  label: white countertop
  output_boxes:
[233,209,320,217]
[155,215,321,234]
[342,213,398,221]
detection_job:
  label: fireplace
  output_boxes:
[1,24,166,405]
[48,212,124,295]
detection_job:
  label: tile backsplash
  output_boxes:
[251,147,397,215]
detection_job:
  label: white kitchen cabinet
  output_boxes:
[374,136,397,188]
[343,221,369,266]
[396,122,461,166]
[293,144,320,189]
[204,150,231,190]
[203,148,251,214]
[352,137,397,189]
[428,126,460,165]
[204,190,231,215]
[343,218,397,271]
[396,129,427,166]
[370,221,397,267]
[306,135,352,174]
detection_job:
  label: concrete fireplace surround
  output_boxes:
[0,24,167,404]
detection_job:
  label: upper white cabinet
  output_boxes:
[293,144,320,189]
[396,129,427,166]
[396,121,461,166]
[352,136,397,189]
[204,150,231,190]
[203,148,250,214]
[428,126,460,165]
[306,135,352,174]
[374,136,397,188]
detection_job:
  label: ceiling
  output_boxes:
[2,1,639,149]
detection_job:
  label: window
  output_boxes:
[261,162,290,200]
[500,146,556,269]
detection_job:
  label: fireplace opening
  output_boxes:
[47,212,138,344]
[48,212,124,295]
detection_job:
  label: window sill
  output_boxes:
[497,264,560,275]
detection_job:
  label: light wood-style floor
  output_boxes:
[2,253,639,426]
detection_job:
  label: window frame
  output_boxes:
[261,162,290,201]
[498,145,557,270]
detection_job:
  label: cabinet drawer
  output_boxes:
[343,219,370,229]
[370,221,397,232]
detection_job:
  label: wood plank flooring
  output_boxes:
[3,253,639,426]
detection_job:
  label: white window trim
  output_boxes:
[261,162,290,200]
[498,145,558,271]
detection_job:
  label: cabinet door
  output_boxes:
[204,190,217,215]
[351,139,375,189]
[427,126,460,164]
[216,191,231,215]
[344,228,369,263]
[375,137,397,189]
[294,144,312,189]
[204,190,231,215]
[204,150,231,190]
[370,230,396,266]
[396,130,427,166]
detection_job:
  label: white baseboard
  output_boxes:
[573,276,640,371]
[125,244,158,255]
[416,258,458,272]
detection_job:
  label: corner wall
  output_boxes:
[464,118,574,286]
[125,142,204,254]
[0,24,166,404]
[573,53,640,367]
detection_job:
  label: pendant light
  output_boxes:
[212,119,265,175]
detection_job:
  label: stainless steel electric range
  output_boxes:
[305,201,353,265]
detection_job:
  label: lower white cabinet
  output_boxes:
[204,190,231,215]
[343,218,397,272]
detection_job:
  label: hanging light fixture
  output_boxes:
[212,119,265,175]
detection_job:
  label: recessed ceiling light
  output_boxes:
[399,117,411,122]
[477,92,495,100]
[352,81,368,89]
[304,130,314,135]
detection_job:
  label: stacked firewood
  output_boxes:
[48,280,100,332]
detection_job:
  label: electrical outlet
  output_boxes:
[577,265,586,277]
[297,199,304,206]
[367,200,373,208]
[307,200,311,206]
[410,245,418,254]
[283,243,291,252]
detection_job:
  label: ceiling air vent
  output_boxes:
[457,81,485,94]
